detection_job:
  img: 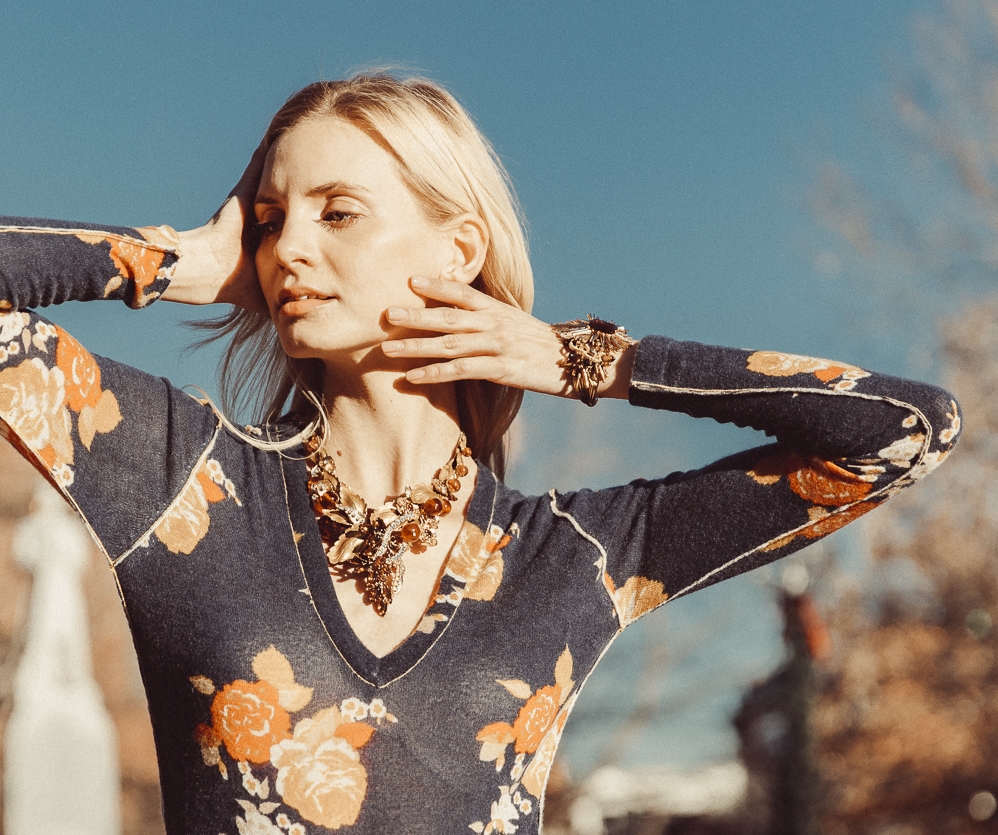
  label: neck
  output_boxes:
[319,356,466,504]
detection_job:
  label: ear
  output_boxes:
[441,214,488,285]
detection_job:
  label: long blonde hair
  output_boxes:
[195,73,534,479]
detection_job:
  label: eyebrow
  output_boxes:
[254,181,373,206]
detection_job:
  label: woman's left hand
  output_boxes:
[381,276,635,400]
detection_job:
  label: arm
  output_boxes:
[379,279,961,623]
[555,335,960,623]
[0,218,230,560]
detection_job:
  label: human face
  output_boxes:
[254,115,453,362]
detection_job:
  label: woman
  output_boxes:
[0,74,960,834]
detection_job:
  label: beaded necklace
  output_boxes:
[305,431,472,616]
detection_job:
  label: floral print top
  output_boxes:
[0,218,961,835]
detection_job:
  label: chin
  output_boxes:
[278,327,382,364]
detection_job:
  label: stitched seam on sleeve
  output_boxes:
[112,418,223,567]
[630,382,935,473]
[631,381,938,600]
[547,489,624,627]
[0,225,180,254]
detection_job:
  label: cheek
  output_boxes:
[254,250,280,306]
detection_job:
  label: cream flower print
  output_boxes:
[878,434,927,467]
[469,785,520,834]
[153,457,241,555]
[939,400,961,445]
[192,645,394,831]
[339,697,368,722]
[746,350,871,390]
[0,357,74,472]
[238,761,270,800]
[0,341,21,364]
[234,800,284,835]
[0,310,30,344]
[447,523,518,602]
[603,573,670,627]
[270,708,369,829]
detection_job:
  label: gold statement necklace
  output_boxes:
[305,431,472,616]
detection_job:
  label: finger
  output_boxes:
[409,275,493,310]
[385,304,487,333]
[405,356,504,385]
[230,140,269,202]
[383,331,496,358]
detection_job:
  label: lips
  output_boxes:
[277,286,334,317]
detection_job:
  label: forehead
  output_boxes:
[259,115,403,195]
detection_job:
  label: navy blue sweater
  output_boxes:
[0,219,960,834]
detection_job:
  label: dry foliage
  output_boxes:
[811,302,998,834]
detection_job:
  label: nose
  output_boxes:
[272,213,319,271]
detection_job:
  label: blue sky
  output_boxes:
[1,0,935,772]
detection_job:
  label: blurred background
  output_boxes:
[0,0,996,832]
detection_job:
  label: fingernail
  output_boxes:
[386,307,407,321]
[383,340,404,353]
[407,368,426,381]
[410,276,430,288]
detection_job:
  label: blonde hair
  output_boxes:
[195,73,533,478]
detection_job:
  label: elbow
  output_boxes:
[905,385,961,484]
[926,386,962,450]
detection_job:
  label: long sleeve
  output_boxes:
[0,217,220,562]
[551,335,961,627]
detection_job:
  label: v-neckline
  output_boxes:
[281,450,498,688]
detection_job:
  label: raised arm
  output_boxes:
[555,335,960,625]
[376,277,961,626]
[0,217,232,561]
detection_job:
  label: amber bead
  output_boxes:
[312,494,336,513]
[438,498,452,517]
[422,497,444,517]
[400,522,422,543]
[456,464,469,477]
[462,447,472,457]
[447,478,461,493]
[317,515,341,539]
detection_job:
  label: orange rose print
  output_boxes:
[54,327,101,411]
[472,647,576,831]
[74,230,175,307]
[749,451,871,506]
[801,501,877,539]
[106,238,171,306]
[511,684,561,754]
[191,647,389,830]
[787,457,872,506]
[745,351,870,389]
[210,680,291,764]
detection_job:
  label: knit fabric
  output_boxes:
[0,218,961,834]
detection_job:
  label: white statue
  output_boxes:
[4,486,121,835]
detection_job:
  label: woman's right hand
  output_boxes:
[164,142,270,314]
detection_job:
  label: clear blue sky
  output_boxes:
[0,0,934,772]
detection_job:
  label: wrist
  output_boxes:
[550,316,636,405]
[599,341,638,400]
[166,225,235,306]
